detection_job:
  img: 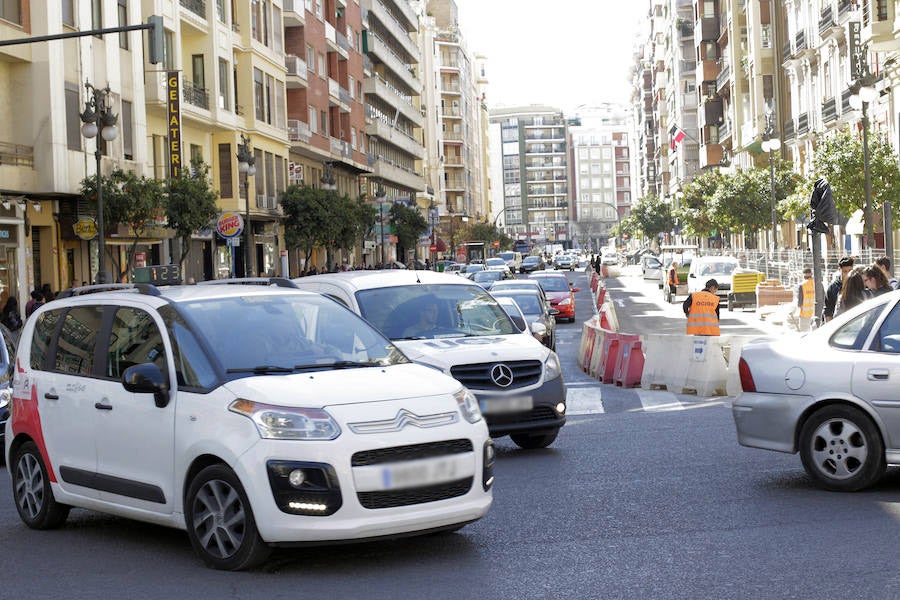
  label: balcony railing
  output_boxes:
[285,54,308,77]
[837,0,852,21]
[822,97,838,123]
[819,6,835,36]
[180,0,206,19]
[841,87,854,115]
[795,29,807,51]
[183,81,210,110]
[782,40,793,62]
[783,119,795,141]
[716,62,730,90]
[287,119,311,143]
[797,112,809,135]
[0,142,34,167]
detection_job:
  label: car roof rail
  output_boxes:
[56,283,163,299]
[196,277,299,288]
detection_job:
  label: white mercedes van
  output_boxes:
[293,271,567,449]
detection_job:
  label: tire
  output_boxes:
[510,430,559,449]
[184,465,272,570]
[799,405,885,492]
[12,441,70,529]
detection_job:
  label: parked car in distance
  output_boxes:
[6,282,493,570]
[491,288,558,351]
[464,264,485,276]
[641,255,663,282]
[484,257,512,274]
[439,261,463,274]
[733,290,900,492]
[489,279,549,305]
[291,271,567,450]
[528,272,579,323]
[520,256,546,273]
[687,256,739,301]
[600,248,618,266]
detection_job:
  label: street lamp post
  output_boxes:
[80,82,118,284]
[849,43,878,250]
[376,184,387,266]
[320,162,337,271]
[761,103,781,251]
[236,135,256,276]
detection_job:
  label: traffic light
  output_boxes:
[147,15,164,64]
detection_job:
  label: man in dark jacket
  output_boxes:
[823,256,854,322]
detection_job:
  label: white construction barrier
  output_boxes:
[681,336,729,397]
[640,333,691,391]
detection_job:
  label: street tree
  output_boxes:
[166,159,219,268]
[676,170,723,240]
[389,202,428,262]
[466,221,511,250]
[630,193,674,241]
[81,168,167,281]
[280,184,332,270]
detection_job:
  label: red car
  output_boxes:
[529,273,579,322]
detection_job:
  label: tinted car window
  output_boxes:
[830,306,882,350]
[873,301,900,353]
[531,276,569,292]
[30,309,62,370]
[107,307,168,381]
[159,306,218,389]
[55,306,104,376]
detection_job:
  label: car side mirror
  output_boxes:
[689,273,696,278]
[571,287,580,293]
[531,322,547,338]
[123,363,170,408]
[548,307,560,316]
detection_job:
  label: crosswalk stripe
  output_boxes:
[635,389,684,412]
[566,387,604,415]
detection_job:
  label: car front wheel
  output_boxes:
[12,441,70,529]
[799,405,885,492]
[185,465,271,570]
[510,430,559,449]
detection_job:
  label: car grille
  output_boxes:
[357,478,473,509]
[450,360,542,391]
[351,440,475,509]
[486,406,559,427]
[351,439,473,467]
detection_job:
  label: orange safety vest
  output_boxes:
[668,267,679,286]
[800,278,815,318]
[686,290,720,335]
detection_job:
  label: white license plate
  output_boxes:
[479,395,533,415]
[381,457,460,490]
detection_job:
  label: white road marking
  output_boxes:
[634,389,684,412]
[566,387,604,414]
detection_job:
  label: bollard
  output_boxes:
[595,287,607,313]
[596,333,621,383]
[613,334,644,388]
[579,325,597,372]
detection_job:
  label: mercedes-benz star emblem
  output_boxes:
[490,363,514,388]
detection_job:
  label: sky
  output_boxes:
[451,0,650,114]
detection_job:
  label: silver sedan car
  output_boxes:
[733,290,900,491]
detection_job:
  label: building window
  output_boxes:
[216,0,226,23]
[318,53,325,77]
[273,6,282,53]
[121,100,133,160]
[308,107,317,133]
[307,44,315,70]
[251,0,260,41]
[118,0,129,49]
[315,0,322,19]
[275,80,285,129]
[264,73,274,124]
[190,144,203,167]
[320,110,327,137]
[218,59,230,109]
[91,0,102,31]
[164,30,175,70]
[254,68,265,121]
[218,144,233,197]
[65,82,81,151]
[351,127,357,150]
[62,0,75,26]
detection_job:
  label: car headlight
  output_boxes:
[229,399,341,440]
[558,297,572,306]
[544,352,562,381]
[454,388,482,424]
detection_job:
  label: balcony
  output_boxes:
[328,78,350,112]
[365,116,425,159]
[837,0,852,22]
[719,118,732,142]
[330,137,352,159]
[0,142,34,167]
[180,0,206,20]
[842,87,853,115]
[698,144,724,169]
[183,81,210,110]
[783,119,795,141]
[367,155,425,191]
[819,6,835,37]
[698,58,719,82]
[444,176,465,191]
[795,29,807,52]
[782,40,793,63]
[863,0,899,51]
[363,31,422,94]
[822,97,838,124]
[695,16,720,42]
[363,76,422,127]
[366,0,420,60]
[797,112,809,135]
[715,62,730,92]
[285,55,308,88]
[283,0,305,26]
[287,119,311,144]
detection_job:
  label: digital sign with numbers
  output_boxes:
[133,265,182,285]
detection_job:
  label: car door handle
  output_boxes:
[44,392,59,400]
[868,369,890,381]
[94,402,113,410]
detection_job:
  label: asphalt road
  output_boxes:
[3,268,900,597]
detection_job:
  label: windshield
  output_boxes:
[523,257,540,264]
[531,276,569,292]
[474,270,503,283]
[698,260,739,276]
[499,252,514,261]
[178,293,407,375]
[495,292,542,315]
[355,283,518,340]
[486,258,506,267]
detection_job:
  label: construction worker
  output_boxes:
[797,268,815,332]
[683,278,720,336]
[667,261,679,300]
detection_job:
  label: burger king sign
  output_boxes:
[216,211,244,239]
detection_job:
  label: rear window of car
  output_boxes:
[531,276,569,292]
[830,307,882,350]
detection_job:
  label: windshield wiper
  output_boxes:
[227,365,295,374]
[293,361,378,370]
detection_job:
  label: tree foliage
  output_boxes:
[466,221,512,250]
[812,129,900,221]
[389,202,428,261]
[166,159,219,267]
[676,170,723,239]
[630,194,674,240]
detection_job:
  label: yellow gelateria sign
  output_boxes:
[73,217,97,240]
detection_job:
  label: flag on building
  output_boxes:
[669,125,686,150]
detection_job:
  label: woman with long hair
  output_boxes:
[835,266,869,317]
[863,264,893,297]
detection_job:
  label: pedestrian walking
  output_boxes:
[823,256,854,322]
[25,290,44,318]
[797,268,815,332]
[863,265,892,297]
[875,256,898,290]
[683,278,720,336]
[834,267,868,317]
[667,261,679,299]
[1,297,22,332]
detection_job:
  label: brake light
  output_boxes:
[738,358,756,392]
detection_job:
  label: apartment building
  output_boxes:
[569,104,635,250]
[666,0,700,192]
[489,106,570,245]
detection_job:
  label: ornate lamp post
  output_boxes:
[80,82,118,283]
[760,102,781,250]
[236,135,256,276]
[849,42,878,250]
